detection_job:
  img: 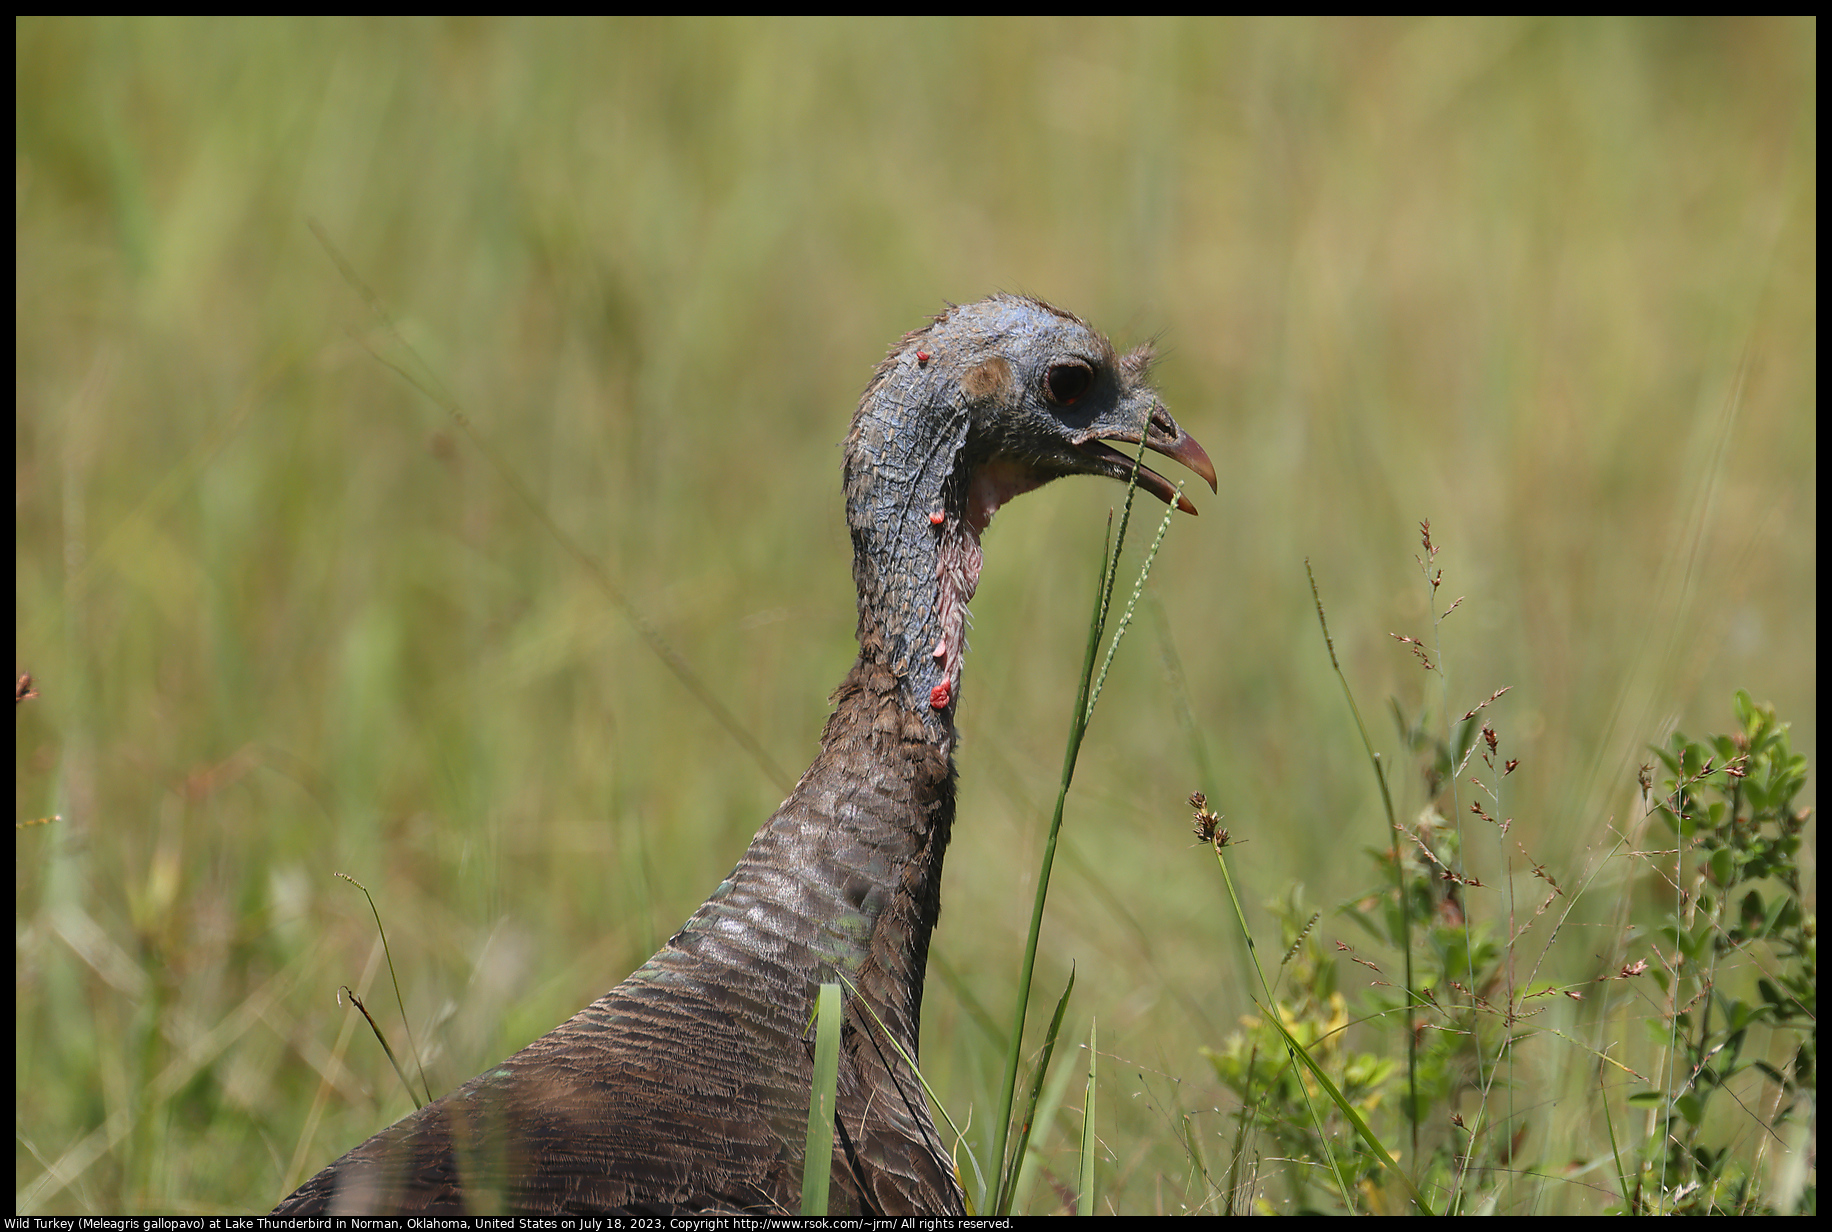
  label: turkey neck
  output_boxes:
[666,368,994,1060]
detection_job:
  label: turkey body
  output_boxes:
[271,296,1214,1216]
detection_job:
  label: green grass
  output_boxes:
[15,17,1814,1214]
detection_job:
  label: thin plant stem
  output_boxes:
[990,432,1169,1213]
[1306,562,1420,1166]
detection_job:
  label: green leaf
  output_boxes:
[1708,847,1735,886]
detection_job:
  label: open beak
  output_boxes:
[1076,406,1218,514]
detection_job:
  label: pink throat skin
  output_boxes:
[930,460,1046,708]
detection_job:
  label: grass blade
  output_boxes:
[335,873,430,1107]
[999,968,1076,1212]
[800,982,841,1215]
[1078,1019,1097,1216]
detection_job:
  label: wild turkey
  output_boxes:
[271,295,1215,1215]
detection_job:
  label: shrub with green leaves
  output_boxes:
[1195,525,1814,1217]
[1632,690,1815,1214]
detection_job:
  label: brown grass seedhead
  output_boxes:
[1390,632,1433,670]
[1187,793,1232,850]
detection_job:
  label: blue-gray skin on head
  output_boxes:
[843,294,1215,724]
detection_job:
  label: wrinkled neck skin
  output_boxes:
[845,357,1041,731]
[669,363,1024,1064]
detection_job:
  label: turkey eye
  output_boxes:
[1044,362,1093,406]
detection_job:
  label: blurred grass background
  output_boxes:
[15,16,1814,1214]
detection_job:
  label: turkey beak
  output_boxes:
[1076,406,1219,515]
